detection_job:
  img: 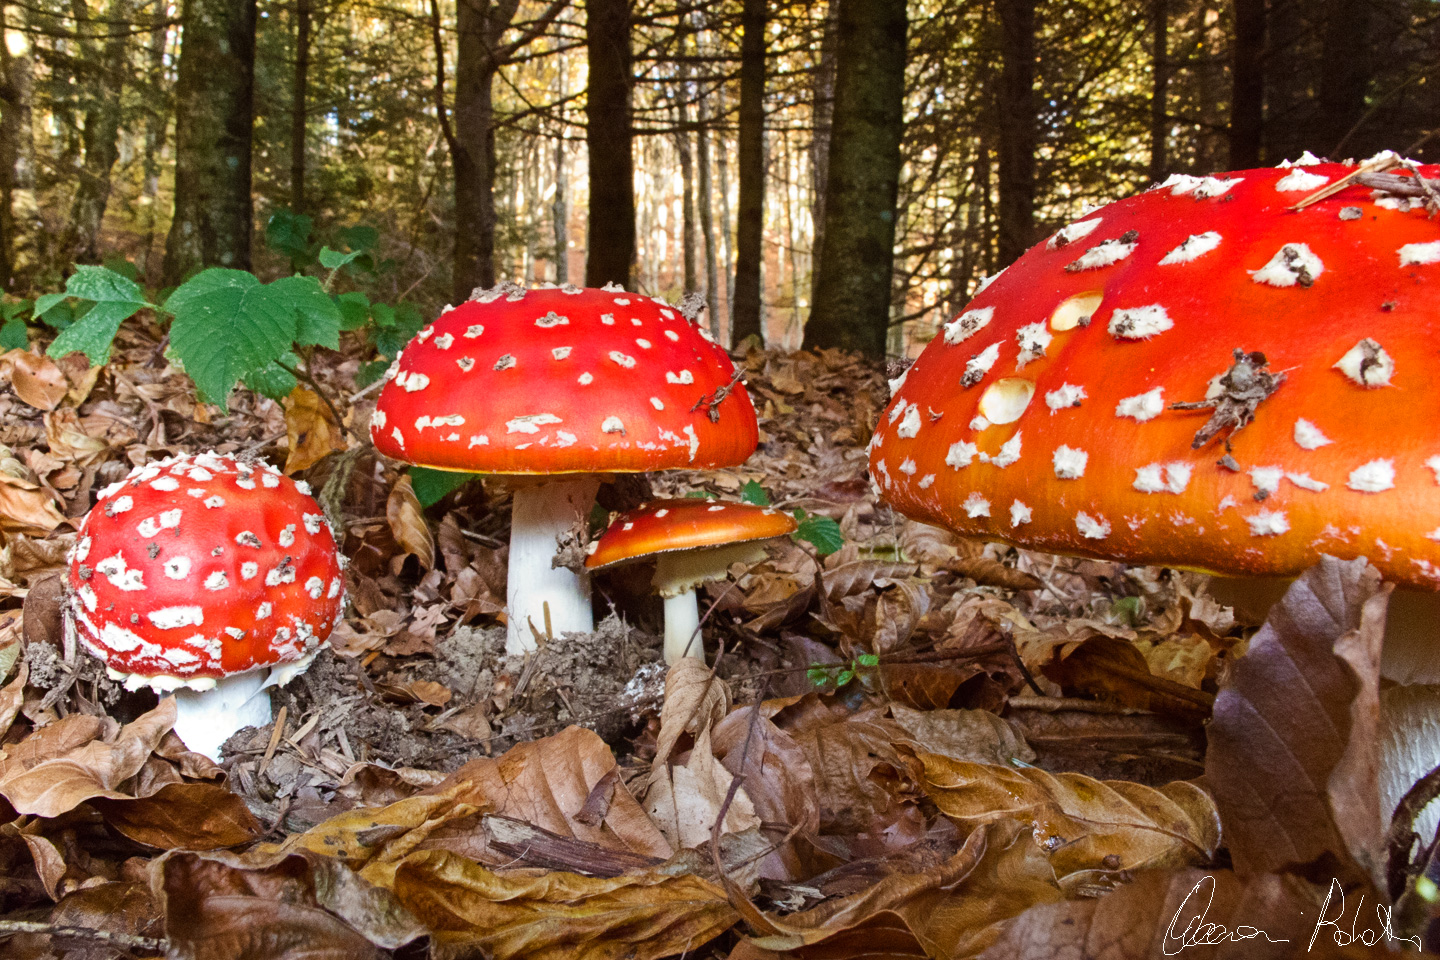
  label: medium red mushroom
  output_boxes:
[66,452,344,758]
[370,282,758,656]
[869,156,1440,828]
[585,498,798,664]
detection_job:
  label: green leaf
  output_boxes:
[242,357,299,400]
[42,267,153,365]
[165,269,299,408]
[265,209,316,267]
[1,299,31,322]
[0,316,26,350]
[410,467,482,508]
[100,253,140,281]
[336,291,371,331]
[740,481,770,506]
[34,294,73,329]
[269,275,341,349]
[806,665,837,688]
[683,490,718,499]
[355,358,390,387]
[371,302,426,358]
[794,511,844,556]
[338,224,379,253]
[318,246,362,271]
[835,668,855,688]
[856,653,880,668]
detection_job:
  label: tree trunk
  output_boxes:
[675,63,697,294]
[138,1,169,279]
[290,0,311,212]
[584,0,634,289]
[1229,0,1265,167]
[552,134,568,284]
[163,0,257,283]
[1316,0,1369,157]
[63,0,132,264]
[995,0,1036,268]
[1149,0,1168,181]
[695,60,720,339]
[450,0,513,302]
[729,0,766,347]
[715,85,734,329]
[808,0,839,297]
[801,0,908,358]
[1,9,43,289]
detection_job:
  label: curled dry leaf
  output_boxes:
[0,348,68,411]
[915,752,1220,877]
[386,474,434,570]
[888,704,1036,767]
[0,472,65,536]
[651,657,732,771]
[0,699,177,817]
[0,662,26,739]
[369,847,738,960]
[283,385,348,474]
[646,723,761,852]
[43,407,108,466]
[735,821,1061,960]
[90,782,263,850]
[1204,556,1388,888]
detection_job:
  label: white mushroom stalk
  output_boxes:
[505,475,601,655]
[653,541,769,665]
[170,672,270,759]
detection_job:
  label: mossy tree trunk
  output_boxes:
[729,0,765,347]
[162,0,257,284]
[801,0,907,358]
[62,0,132,264]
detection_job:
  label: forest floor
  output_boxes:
[0,323,1425,958]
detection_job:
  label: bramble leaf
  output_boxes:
[336,291,371,331]
[410,467,482,508]
[740,480,770,506]
[794,509,844,556]
[270,275,341,349]
[0,316,25,350]
[43,266,153,365]
[242,356,300,400]
[165,269,299,408]
[318,246,362,271]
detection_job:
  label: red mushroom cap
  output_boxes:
[369,284,759,474]
[585,498,798,569]
[871,158,1440,588]
[67,453,344,683]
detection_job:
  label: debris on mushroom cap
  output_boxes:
[585,498,798,570]
[66,452,345,690]
[869,160,1440,587]
[369,284,758,474]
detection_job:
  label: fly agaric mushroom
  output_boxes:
[66,453,344,758]
[370,283,758,656]
[869,156,1440,828]
[585,498,797,664]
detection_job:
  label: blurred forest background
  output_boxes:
[0,0,1436,358]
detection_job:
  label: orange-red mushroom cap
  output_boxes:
[870,158,1440,588]
[370,284,759,474]
[586,499,798,570]
[67,453,344,685]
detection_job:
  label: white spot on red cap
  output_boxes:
[552,346,573,360]
[494,354,517,371]
[464,324,484,338]
[1076,511,1109,539]
[457,357,475,372]
[1334,338,1393,387]
[1067,235,1138,271]
[984,431,1023,468]
[399,371,431,392]
[1348,459,1395,493]
[636,338,652,348]
[148,606,204,629]
[1245,510,1290,536]
[1046,217,1102,249]
[649,397,665,410]
[1133,463,1191,494]
[963,492,990,518]
[163,557,192,580]
[1010,501,1032,526]
[241,562,258,579]
[897,404,921,439]
[468,434,489,447]
[110,496,134,514]
[962,343,1001,386]
[945,440,978,469]
[666,370,694,385]
[665,330,680,342]
[1108,305,1172,339]
[1294,418,1333,448]
[305,576,324,599]
[536,311,569,327]
[1053,446,1088,479]
[609,351,637,369]
[256,602,272,618]
[151,476,179,492]
[1400,241,1440,266]
[1251,243,1324,288]
[1159,231,1222,265]
[278,524,297,548]
[602,416,625,434]
[654,508,669,518]
[506,413,562,434]
[204,571,229,591]
[1275,169,1329,192]
[944,307,993,345]
[1116,387,1165,422]
[1286,472,1328,492]
[899,458,917,475]
[1045,384,1086,412]
[433,333,454,349]
[578,372,594,385]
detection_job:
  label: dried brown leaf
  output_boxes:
[369,847,737,960]
[1205,556,1388,887]
[0,472,65,536]
[0,699,176,817]
[1,349,68,411]
[651,657,731,771]
[386,474,434,570]
[90,782,263,850]
[888,704,1035,767]
[916,753,1220,876]
[283,386,348,474]
[945,556,1042,591]
[43,407,108,465]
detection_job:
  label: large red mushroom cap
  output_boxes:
[67,452,344,689]
[369,283,758,474]
[871,157,1440,587]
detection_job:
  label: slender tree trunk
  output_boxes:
[1149,0,1168,181]
[552,134,568,284]
[584,0,634,288]
[730,0,766,347]
[675,77,697,294]
[808,0,839,297]
[0,3,18,288]
[1,9,42,288]
[715,86,734,329]
[802,0,908,357]
[1317,0,1370,157]
[995,0,1036,268]
[696,90,720,339]
[1229,0,1265,167]
[290,0,311,212]
[138,2,169,279]
[63,0,132,263]
[163,0,257,283]
[451,0,512,302]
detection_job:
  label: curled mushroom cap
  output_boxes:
[585,498,798,572]
[871,158,1440,587]
[369,283,758,474]
[67,452,344,689]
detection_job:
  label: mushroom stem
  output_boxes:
[171,670,271,759]
[663,591,703,664]
[506,475,600,655]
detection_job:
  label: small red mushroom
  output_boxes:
[868,154,1440,833]
[370,282,758,655]
[66,452,344,758]
[585,499,797,664]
